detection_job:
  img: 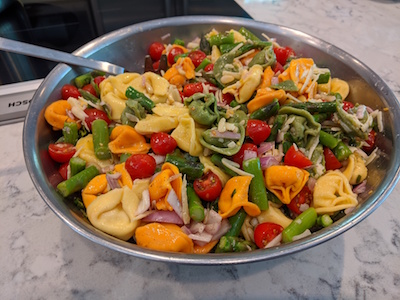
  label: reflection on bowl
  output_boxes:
[23,16,400,264]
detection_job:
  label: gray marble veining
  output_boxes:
[1,0,400,299]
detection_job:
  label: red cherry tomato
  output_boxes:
[222,92,235,105]
[93,76,106,86]
[59,162,69,180]
[284,145,313,169]
[254,222,284,248]
[61,84,80,100]
[150,132,177,155]
[323,147,342,170]
[188,50,207,67]
[168,46,185,65]
[362,129,377,153]
[125,154,156,181]
[287,186,313,215]
[183,82,204,97]
[204,63,214,72]
[84,108,112,131]
[273,46,295,66]
[273,61,284,74]
[148,42,165,61]
[82,84,97,97]
[193,171,222,202]
[342,101,355,112]
[231,143,258,167]
[48,143,76,163]
[152,60,160,70]
[246,119,271,145]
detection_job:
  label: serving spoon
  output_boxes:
[0,37,125,75]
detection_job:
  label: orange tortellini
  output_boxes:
[218,176,261,219]
[264,165,310,204]
[108,125,151,155]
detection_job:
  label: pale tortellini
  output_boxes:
[330,78,350,100]
[257,202,293,228]
[134,115,178,135]
[129,72,170,104]
[342,153,368,185]
[100,73,141,120]
[313,170,358,214]
[152,103,189,117]
[75,135,114,172]
[171,114,204,156]
[223,64,263,103]
[87,186,141,241]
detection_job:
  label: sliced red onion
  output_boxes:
[292,229,311,241]
[307,177,317,192]
[142,210,183,225]
[205,209,222,225]
[243,150,257,162]
[356,105,366,119]
[181,175,190,225]
[211,130,241,140]
[205,222,221,235]
[271,76,279,85]
[299,203,310,212]
[366,106,374,114]
[345,207,356,215]
[134,189,151,216]
[353,180,367,194]
[189,232,213,243]
[148,153,166,165]
[257,142,275,156]
[190,221,206,234]
[166,188,182,218]
[259,155,280,170]
[264,233,282,249]
[211,219,231,242]
[106,172,121,190]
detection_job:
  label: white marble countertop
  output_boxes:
[1,0,400,299]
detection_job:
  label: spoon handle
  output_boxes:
[0,37,125,75]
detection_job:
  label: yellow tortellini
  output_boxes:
[75,135,114,172]
[223,64,263,103]
[100,73,141,120]
[129,72,170,104]
[257,202,293,229]
[199,155,230,186]
[134,115,178,135]
[342,153,368,185]
[170,114,203,156]
[86,186,141,241]
[330,78,349,100]
[152,103,189,117]
[313,170,358,214]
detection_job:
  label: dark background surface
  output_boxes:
[0,0,251,85]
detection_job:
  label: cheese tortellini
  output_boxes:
[313,170,358,214]
[75,135,114,172]
[171,114,204,157]
[87,186,141,241]
[342,153,368,185]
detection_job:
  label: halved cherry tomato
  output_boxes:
[254,222,284,248]
[342,101,355,112]
[284,145,313,168]
[362,129,377,153]
[84,108,112,131]
[48,143,76,163]
[82,84,97,97]
[273,46,295,66]
[204,63,214,72]
[323,147,342,170]
[231,143,258,167]
[93,76,106,86]
[287,186,313,215]
[188,50,206,68]
[183,82,204,97]
[61,84,80,100]
[246,119,271,145]
[222,92,235,105]
[59,162,69,180]
[125,154,156,181]
[148,42,165,61]
[273,61,284,74]
[150,132,177,155]
[193,171,222,202]
[168,46,184,65]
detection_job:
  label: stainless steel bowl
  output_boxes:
[23,16,400,264]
